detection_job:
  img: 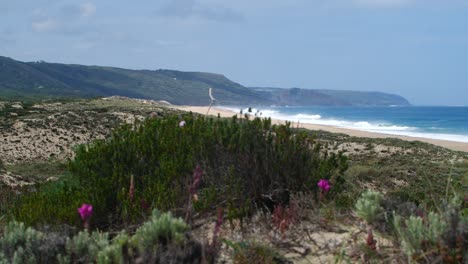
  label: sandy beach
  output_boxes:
[174,105,468,152]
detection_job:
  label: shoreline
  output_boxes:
[173,105,468,152]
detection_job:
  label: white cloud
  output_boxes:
[80,2,96,17]
[32,18,58,32]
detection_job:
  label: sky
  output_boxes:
[1,0,468,105]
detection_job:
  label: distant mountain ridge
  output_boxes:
[0,56,410,106]
[251,87,411,106]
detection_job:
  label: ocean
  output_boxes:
[222,106,468,143]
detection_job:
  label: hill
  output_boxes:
[0,56,410,106]
[251,87,411,106]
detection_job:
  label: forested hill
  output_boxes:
[0,56,410,106]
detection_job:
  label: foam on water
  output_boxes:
[220,106,468,143]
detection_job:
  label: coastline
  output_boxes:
[173,105,468,152]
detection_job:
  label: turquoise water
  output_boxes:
[224,106,468,142]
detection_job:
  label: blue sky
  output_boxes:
[1,0,468,105]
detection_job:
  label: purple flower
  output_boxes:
[317,179,331,193]
[179,121,186,127]
[78,204,93,221]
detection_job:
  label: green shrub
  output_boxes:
[62,114,346,227]
[224,240,290,264]
[64,231,110,263]
[11,176,87,226]
[1,211,202,264]
[0,221,43,263]
[131,210,189,250]
[392,195,467,263]
[355,190,384,224]
[0,221,67,263]
[96,233,129,264]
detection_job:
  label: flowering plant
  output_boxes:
[78,203,93,229]
[317,179,331,193]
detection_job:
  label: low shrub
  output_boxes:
[224,240,291,264]
[355,190,384,224]
[0,210,204,264]
[392,195,467,263]
[16,113,346,227]
[11,176,87,226]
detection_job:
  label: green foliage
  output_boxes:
[12,176,87,226]
[392,194,467,262]
[0,221,43,263]
[0,212,202,264]
[131,210,189,250]
[224,240,290,264]
[0,56,269,106]
[5,161,67,181]
[355,190,384,224]
[96,233,129,264]
[0,221,67,263]
[62,113,346,226]
[64,231,110,263]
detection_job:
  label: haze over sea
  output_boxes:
[223,106,468,143]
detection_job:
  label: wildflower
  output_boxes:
[78,203,93,229]
[317,179,331,193]
[208,207,224,257]
[179,120,186,127]
[78,203,93,221]
[366,228,377,251]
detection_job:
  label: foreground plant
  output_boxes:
[62,114,347,227]
[355,190,383,224]
[77,203,93,229]
[0,209,205,263]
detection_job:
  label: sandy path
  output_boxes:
[173,106,468,152]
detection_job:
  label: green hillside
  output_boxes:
[251,87,411,106]
[0,56,410,106]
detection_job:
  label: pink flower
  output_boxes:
[78,204,93,221]
[179,121,186,127]
[317,179,331,193]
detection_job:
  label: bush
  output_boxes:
[0,210,204,264]
[131,210,188,249]
[11,176,87,226]
[0,221,66,263]
[392,195,467,263]
[58,113,347,227]
[355,190,384,224]
[225,240,291,264]
[63,231,110,263]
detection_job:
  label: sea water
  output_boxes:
[222,106,468,143]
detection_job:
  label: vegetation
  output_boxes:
[10,113,347,227]
[251,86,410,106]
[1,56,410,106]
[354,191,467,263]
[0,210,204,263]
[1,97,467,263]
